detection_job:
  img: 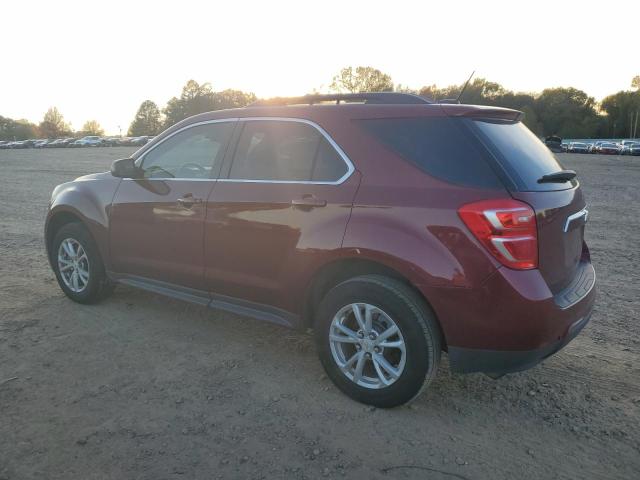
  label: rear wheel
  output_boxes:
[315,275,441,407]
[51,223,114,304]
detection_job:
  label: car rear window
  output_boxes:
[358,117,503,189]
[470,119,571,191]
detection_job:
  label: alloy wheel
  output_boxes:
[57,238,90,293]
[329,303,407,389]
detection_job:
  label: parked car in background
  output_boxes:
[626,143,640,156]
[71,136,104,147]
[102,137,122,147]
[620,140,639,155]
[34,139,50,148]
[588,141,603,153]
[129,136,150,146]
[46,139,66,148]
[45,93,595,407]
[544,135,563,153]
[598,142,620,155]
[568,142,589,153]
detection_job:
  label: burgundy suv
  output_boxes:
[45,93,595,407]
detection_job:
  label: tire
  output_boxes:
[315,275,441,408]
[51,222,114,304]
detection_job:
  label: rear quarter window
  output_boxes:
[357,117,503,189]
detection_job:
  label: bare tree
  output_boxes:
[39,107,71,139]
[330,66,394,93]
[81,120,104,136]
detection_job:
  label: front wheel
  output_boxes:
[51,222,114,304]
[315,275,441,408]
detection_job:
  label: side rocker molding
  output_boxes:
[108,273,298,328]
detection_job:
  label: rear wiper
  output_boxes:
[537,170,577,184]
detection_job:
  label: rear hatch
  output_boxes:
[466,116,586,293]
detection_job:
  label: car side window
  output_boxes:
[311,137,349,181]
[228,120,348,182]
[141,122,233,179]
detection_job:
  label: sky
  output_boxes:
[3,0,638,135]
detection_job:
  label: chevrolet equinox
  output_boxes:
[45,93,595,407]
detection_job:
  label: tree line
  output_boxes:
[0,107,104,141]
[329,67,640,139]
[127,81,256,136]
[2,68,639,141]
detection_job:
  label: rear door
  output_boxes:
[204,118,359,312]
[109,120,235,290]
[469,119,587,293]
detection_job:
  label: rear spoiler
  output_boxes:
[440,104,523,122]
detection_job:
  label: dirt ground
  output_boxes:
[0,147,638,480]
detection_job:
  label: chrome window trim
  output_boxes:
[122,177,218,182]
[221,117,354,185]
[126,116,355,185]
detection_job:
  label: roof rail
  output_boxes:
[251,93,432,107]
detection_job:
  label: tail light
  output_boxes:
[458,199,538,270]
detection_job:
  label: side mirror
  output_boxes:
[111,158,141,178]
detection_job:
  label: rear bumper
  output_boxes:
[448,308,592,374]
[422,258,596,375]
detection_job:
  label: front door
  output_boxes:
[204,118,359,312]
[109,120,235,290]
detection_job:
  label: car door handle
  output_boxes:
[291,195,327,209]
[177,195,203,208]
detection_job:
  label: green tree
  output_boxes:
[162,81,257,128]
[81,120,104,136]
[417,79,604,138]
[418,84,440,101]
[330,66,394,93]
[447,78,507,104]
[163,80,215,128]
[39,107,72,139]
[534,87,602,138]
[632,75,640,90]
[211,89,257,110]
[520,105,543,136]
[418,78,509,104]
[600,90,640,138]
[128,100,162,136]
[417,80,538,127]
[493,92,536,111]
[0,116,38,140]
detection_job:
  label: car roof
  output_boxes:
[179,102,522,124]
[134,98,523,159]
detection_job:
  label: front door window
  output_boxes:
[141,122,234,179]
